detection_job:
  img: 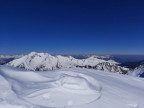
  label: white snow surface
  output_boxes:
[0,65,144,108]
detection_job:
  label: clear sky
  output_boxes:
[0,0,144,55]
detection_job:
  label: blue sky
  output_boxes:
[0,0,144,55]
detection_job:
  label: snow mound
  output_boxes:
[0,66,144,108]
[0,66,101,107]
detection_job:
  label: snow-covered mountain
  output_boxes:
[0,66,143,108]
[7,52,128,73]
[77,62,128,74]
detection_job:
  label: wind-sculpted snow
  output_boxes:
[7,52,128,73]
[0,66,101,108]
[0,66,144,108]
[24,72,101,107]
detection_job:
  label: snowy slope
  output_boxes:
[128,64,144,77]
[7,52,128,73]
[0,66,143,108]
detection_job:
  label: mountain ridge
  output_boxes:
[7,52,128,73]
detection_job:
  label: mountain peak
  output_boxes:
[28,52,37,56]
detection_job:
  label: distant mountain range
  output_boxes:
[120,60,144,69]
[0,55,23,65]
[67,55,144,63]
[1,52,144,77]
[6,52,128,73]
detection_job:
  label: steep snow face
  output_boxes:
[0,66,144,108]
[128,65,144,77]
[7,52,128,73]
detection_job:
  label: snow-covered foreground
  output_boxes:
[0,66,144,108]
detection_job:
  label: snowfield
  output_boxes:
[0,65,144,108]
